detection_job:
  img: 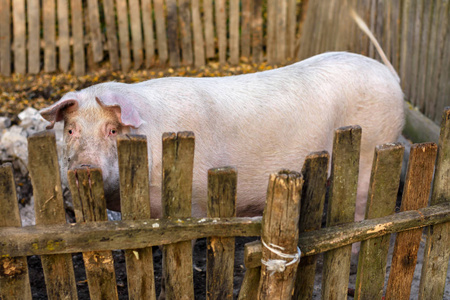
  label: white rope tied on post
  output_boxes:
[261,239,301,276]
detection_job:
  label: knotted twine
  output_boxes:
[261,239,301,276]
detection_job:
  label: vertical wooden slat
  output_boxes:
[238,241,262,300]
[166,0,180,67]
[385,143,438,300]
[0,164,32,300]
[286,0,296,59]
[13,0,26,74]
[116,0,131,71]
[142,0,156,68]
[409,0,425,107]
[321,126,361,300]
[42,0,56,73]
[390,0,401,71]
[103,0,120,70]
[266,0,276,64]
[27,0,39,74]
[293,151,329,300]
[399,0,411,91]
[298,0,317,60]
[68,168,118,300]
[71,0,85,76]
[418,108,450,300]
[153,0,168,64]
[251,0,263,63]
[57,0,70,72]
[215,0,226,65]
[117,135,156,300]
[162,132,195,299]
[241,0,252,59]
[435,20,449,121]
[203,0,215,59]
[206,167,237,299]
[83,5,95,70]
[276,0,287,63]
[28,131,78,300]
[0,0,11,76]
[229,0,239,65]
[295,0,309,59]
[354,143,404,300]
[178,0,193,65]
[129,0,144,69]
[258,171,303,299]
[191,0,205,67]
[86,0,103,63]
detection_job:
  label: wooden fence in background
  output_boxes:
[0,0,448,123]
[1,107,449,299]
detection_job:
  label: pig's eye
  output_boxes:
[109,129,118,136]
[68,129,73,135]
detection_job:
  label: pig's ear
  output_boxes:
[39,92,79,129]
[96,91,145,128]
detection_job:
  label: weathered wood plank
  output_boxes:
[203,0,215,59]
[86,0,103,63]
[191,0,205,67]
[434,9,450,123]
[294,151,329,300]
[71,0,85,76]
[116,0,131,72]
[286,0,296,59]
[354,143,404,300]
[258,171,303,299]
[162,132,195,299]
[276,0,287,63]
[26,0,39,74]
[129,0,144,69]
[0,164,32,300]
[103,0,120,70]
[238,240,261,300]
[206,167,237,299]
[141,0,155,68]
[42,0,56,73]
[419,108,450,300]
[295,0,309,59]
[385,142,438,300]
[166,0,180,67]
[57,0,70,72]
[409,0,424,107]
[215,0,227,64]
[12,0,25,74]
[322,125,361,300]
[178,0,193,66]
[0,0,11,76]
[153,0,168,64]
[27,131,77,300]
[117,135,156,300]
[241,0,252,59]
[251,0,263,63]
[229,0,239,65]
[1,203,450,258]
[266,0,276,64]
[68,168,118,300]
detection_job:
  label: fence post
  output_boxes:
[117,134,156,300]
[28,131,78,299]
[67,167,119,300]
[258,170,303,299]
[385,142,437,300]
[321,125,361,300]
[162,132,195,299]
[0,164,32,300]
[238,241,262,300]
[206,167,237,299]
[419,107,450,299]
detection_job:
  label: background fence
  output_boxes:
[0,0,448,123]
[1,108,449,299]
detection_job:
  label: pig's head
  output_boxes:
[40,84,145,211]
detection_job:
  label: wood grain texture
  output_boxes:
[238,240,261,300]
[103,0,120,70]
[206,167,237,299]
[266,0,276,64]
[203,0,215,58]
[166,0,180,67]
[229,0,239,64]
[0,164,31,300]
[294,151,329,300]
[86,0,103,62]
[385,143,437,300]
[162,132,195,299]
[240,0,252,59]
[116,0,131,71]
[354,143,404,300]
[141,0,155,68]
[153,0,168,64]
[419,108,450,300]
[215,0,227,64]
[258,171,303,299]
[129,0,144,69]
[178,0,193,66]
[117,135,156,300]
[12,0,26,74]
[27,131,77,300]
[57,0,70,72]
[0,0,11,76]
[191,0,205,67]
[251,0,263,63]
[322,126,361,300]
[71,0,85,75]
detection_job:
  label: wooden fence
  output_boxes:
[1,107,449,299]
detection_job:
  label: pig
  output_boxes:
[40,51,404,222]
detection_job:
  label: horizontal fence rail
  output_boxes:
[0,107,449,299]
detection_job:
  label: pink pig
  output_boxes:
[40,50,404,222]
